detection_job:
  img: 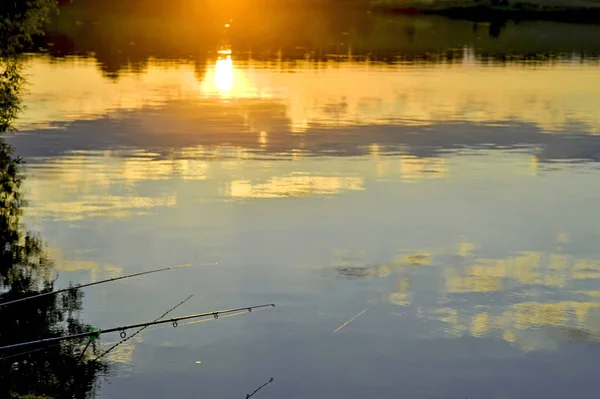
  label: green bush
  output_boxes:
[0,0,57,54]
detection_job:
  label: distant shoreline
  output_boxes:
[371,2,600,24]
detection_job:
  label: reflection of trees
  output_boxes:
[488,19,507,38]
[38,3,215,80]
[41,3,600,71]
[0,4,108,398]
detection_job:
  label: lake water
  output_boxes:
[5,10,600,399]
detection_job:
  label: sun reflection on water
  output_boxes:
[17,55,600,133]
[214,55,233,93]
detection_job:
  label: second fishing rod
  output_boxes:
[0,262,199,308]
[0,303,275,352]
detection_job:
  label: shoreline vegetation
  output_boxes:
[371,0,600,24]
[1,1,109,398]
[36,0,600,76]
[49,0,600,25]
[49,0,600,27]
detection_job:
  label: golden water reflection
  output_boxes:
[14,54,600,358]
[214,56,234,93]
[17,54,600,134]
[333,236,600,352]
[228,175,364,199]
[24,153,179,221]
[20,145,546,222]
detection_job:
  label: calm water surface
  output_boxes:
[7,14,600,399]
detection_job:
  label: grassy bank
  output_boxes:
[371,0,600,23]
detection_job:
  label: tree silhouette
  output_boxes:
[0,0,57,56]
[0,2,108,398]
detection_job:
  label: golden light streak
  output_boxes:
[333,308,368,333]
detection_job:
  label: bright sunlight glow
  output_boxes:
[214,56,234,93]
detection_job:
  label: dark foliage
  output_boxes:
[0,2,108,398]
[0,0,57,55]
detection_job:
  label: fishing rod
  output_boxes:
[246,377,274,399]
[1,307,251,362]
[0,263,194,308]
[77,294,195,363]
[0,303,275,352]
[94,294,194,361]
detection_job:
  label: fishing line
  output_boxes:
[0,342,62,361]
